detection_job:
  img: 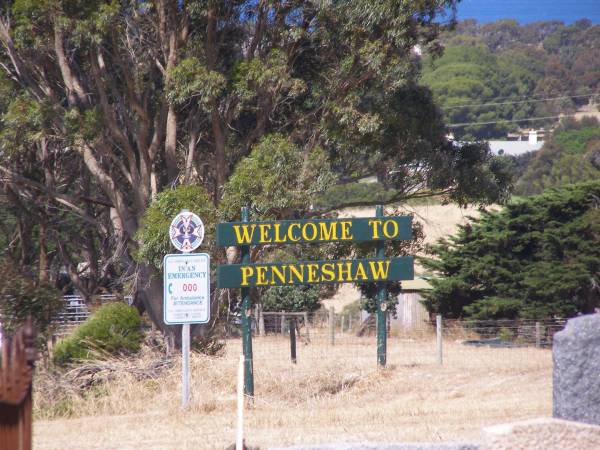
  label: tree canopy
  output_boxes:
[421,182,600,320]
[515,117,600,196]
[0,0,511,333]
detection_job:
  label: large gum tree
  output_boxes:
[0,0,510,336]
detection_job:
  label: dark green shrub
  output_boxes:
[52,302,143,366]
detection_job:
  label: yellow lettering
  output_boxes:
[288,223,301,242]
[302,222,318,241]
[368,220,383,239]
[307,263,319,282]
[383,220,399,239]
[337,262,353,281]
[233,224,257,245]
[289,264,304,283]
[273,223,286,243]
[318,221,338,241]
[340,221,353,240]
[369,260,390,280]
[321,263,335,282]
[256,266,268,286]
[241,266,255,286]
[258,224,272,243]
[271,265,287,285]
[354,262,368,281]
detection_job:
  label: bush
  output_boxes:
[53,303,143,366]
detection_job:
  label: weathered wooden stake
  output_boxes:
[280,310,286,335]
[289,319,297,364]
[535,321,542,348]
[329,307,335,345]
[436,315,443,365]
[303,311,310,342]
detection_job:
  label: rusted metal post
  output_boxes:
[0,318,36,450]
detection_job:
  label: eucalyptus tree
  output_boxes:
[0,0,510,333]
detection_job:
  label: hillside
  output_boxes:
[423,19,600,140]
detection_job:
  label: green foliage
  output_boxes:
[220,134,335,221]
[314,182,398,210]
[52,302,143,366]
[262,285,321,312]
[136,185,217,271]
[516,118,600,196]
[0,257,63,343]
[167,58,226,108]
[421,182,600,320]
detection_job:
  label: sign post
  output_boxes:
[164,210,209,409]
[375,205,387,367]
[240,207,254,397]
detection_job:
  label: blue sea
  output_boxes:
[452,0,600,24]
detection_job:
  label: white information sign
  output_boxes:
[163,253,210,325]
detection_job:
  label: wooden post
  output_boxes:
[329,307,335,345]
[303,311,310,342]
[259,306,265,337]
[341,315,346,333]
[348,314,352,332]
[280,310,286,335]
[535,322,542,348]
[236,354,244,450]
[436,315,443,365]
[289,319,297,364]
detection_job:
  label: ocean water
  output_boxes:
[453,0,600,24]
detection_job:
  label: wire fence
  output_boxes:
[220,310,567,377]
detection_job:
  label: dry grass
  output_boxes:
[33,332,552,450]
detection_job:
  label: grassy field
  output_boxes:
[34,331,552,450]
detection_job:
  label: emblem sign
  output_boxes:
[169,211,204,253]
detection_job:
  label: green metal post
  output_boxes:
[376,205,387,367]
[240,207,254,397]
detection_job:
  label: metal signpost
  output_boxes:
[164,210,209,408]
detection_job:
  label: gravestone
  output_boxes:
[553,314,600,425]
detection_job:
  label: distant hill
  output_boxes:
[422,19,600,140]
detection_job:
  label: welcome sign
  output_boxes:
[216,216,413,288]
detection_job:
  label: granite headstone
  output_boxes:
[553,314,600,425]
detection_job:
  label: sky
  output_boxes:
[453,0,600,24]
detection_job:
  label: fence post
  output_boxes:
[376,205,387,367]
[341,315,346,333]
[436,315,443,365]
[240,207,254,397]
[348,314,352,332]
[329,307,335,345]
[289,319,297,364]
[535,321,542,348]
[258,306,265,336]
[280,310,286,335]
[303,311,310,342]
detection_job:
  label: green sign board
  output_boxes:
[216,216,412,246]
[217,257,413,288]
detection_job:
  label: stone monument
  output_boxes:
[553,313,600,425]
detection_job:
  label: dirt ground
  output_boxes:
[34,334,552,450]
